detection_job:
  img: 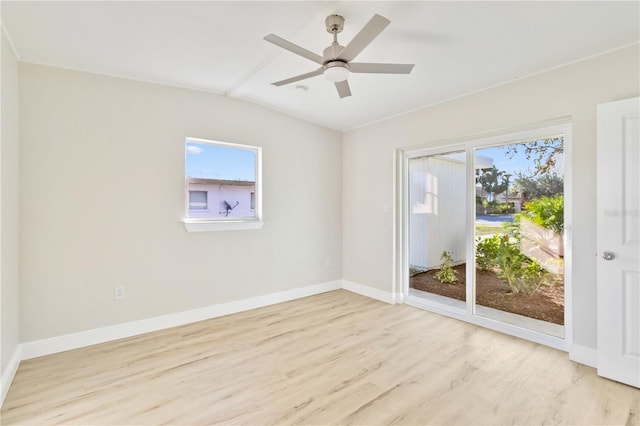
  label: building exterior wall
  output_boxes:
[409,156,466,269]
[187,183,255,218]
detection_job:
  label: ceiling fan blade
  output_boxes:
[349,63,415,74]
[335,80,352,98]
[264,34,324,65]
[271,67,324,86]
[337,14,390,62]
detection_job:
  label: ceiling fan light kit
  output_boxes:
[323,62,349,82]
[264,13,414,98]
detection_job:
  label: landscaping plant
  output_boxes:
[475,228,548,294]
[494,237,546,294]
[435,251,457,284]
[522,195,564,234]
[476,234,501,270]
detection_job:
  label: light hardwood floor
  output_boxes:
[2,290,638,425]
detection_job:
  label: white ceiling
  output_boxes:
[2,1,639,131]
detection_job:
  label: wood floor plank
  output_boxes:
[2,290,638,425]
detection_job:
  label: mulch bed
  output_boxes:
[411,264,564,325]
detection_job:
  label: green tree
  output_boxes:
[512,172,564,203]
[503,137,563,175]
[476,166,508,201]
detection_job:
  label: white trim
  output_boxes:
[569,344,597,368]
[20,281,341,360]
[1,345,22,407]
[405,293,566,351]
[562,126,574,350]
[399,117,571,155]
[183,219,264,232]
[391,150,399,302]
[341,280,398,304]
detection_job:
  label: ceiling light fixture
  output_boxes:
[323,62,349,82]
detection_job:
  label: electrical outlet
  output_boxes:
[325,257,331,268]
[114,286,125,300]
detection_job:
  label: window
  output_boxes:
[183,137,262,231]
[188,190,208,210]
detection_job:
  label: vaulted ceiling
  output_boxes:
[2,1,639,131]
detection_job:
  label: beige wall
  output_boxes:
[342,45,640,349]
[11,39,640,352]
[19,64,342,341]
[1,31,21,375]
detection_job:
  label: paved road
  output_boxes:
[475,214,515,226]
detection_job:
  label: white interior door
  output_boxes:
[596,97,640,388]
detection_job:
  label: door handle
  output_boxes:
[602,251,615,260]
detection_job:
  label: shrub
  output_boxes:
[482,200,515,215]
[495,240,543,294]
[475,231,548,294]
[523,195,564,234]
[476,234,501,270]
[435,251,457,284]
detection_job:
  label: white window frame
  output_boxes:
[182,137,263,232]
[397,121,572,351]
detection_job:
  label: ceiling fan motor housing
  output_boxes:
[325,15,345,34]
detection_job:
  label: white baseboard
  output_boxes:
[569,344,597,368]
[341,280,398,304]
[4,280,597,408]
[21,280,342,361]
[1,344,22,406]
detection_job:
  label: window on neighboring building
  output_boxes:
[189,190,208,210]
[184,137,262,231]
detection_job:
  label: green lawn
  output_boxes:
[475,224,506,236]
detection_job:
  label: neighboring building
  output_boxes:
[494,192,523,212]
[187,177,255,219]
[409,153,493,270]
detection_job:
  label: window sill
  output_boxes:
[182,218,264,232]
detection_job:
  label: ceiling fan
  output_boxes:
[264,14,414,98]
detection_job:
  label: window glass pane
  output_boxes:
[474,136,564,336]
[186,139,259,220]
[189,191,207,209]
[409,150,467,308]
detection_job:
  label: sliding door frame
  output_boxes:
[396,121,572,351]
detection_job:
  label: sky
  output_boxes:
[478,146,531,175]
[186,140,256,181]
[477,140,564,176]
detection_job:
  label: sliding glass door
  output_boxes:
[405,125,568,342]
